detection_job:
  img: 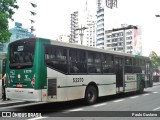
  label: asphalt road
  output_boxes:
[0,85,160,120]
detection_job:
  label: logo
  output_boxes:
[10,70,15,76]
[127,75,136,81]
[2,112,11,117]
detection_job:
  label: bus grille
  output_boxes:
[48,79,57,96]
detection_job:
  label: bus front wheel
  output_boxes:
[85,86,98,105]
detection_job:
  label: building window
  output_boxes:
[102,54,114,73]
[126,36,132,40]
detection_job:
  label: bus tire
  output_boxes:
[138,81,144,94]
[85,85,98,105]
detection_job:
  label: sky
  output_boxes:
[9,0,160,56]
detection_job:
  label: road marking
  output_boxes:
[130,96,139,99]
[142,94,150,96]
[93,103,107,107]
[153,107,160,111]
[152,92,158,94]
[113,99,125,103]
[63,108,83,114]
[27,117,47,120]
[68,108,83,112]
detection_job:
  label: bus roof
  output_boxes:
[38,37,136,58]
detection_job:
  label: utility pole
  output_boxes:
[75,25,88,45]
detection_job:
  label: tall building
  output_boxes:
[70,9,96,47]
[105,25,142,55]
[70,11,79,43]
[0,22,34,53]
[96,0,118,49]
[9,22,34,43]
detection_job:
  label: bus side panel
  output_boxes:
[124,74,137,92]
[46,67,117,102]
[46,67,68,102]
[34,38,48,90]
[67,74,116,99]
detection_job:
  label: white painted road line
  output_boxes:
[68,108,83,112]
[27,117,47,120]
[153,107,160,111]
[152,92,158,94]
[142,94,150,96]
[113,99,125,103]
[93,103,107,107]
[63,108,83,113]
[130,96,139,99]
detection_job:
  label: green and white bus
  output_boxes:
[6,38,153,104]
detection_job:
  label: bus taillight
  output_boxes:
[31,79,35,87]
[31,75,35,87]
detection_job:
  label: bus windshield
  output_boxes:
[9,39,36,69]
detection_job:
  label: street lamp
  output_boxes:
[75,25,88,45]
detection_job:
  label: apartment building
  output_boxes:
[105,25,142,55]
[70,10,96,47]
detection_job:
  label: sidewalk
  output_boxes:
[153,81,160,86]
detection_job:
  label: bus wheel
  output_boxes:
[138,81,144,94]
[85,85,98,105]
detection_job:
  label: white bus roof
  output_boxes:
[46,38,135,58]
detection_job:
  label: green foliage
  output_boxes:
[149,51,160,71]
[0,0,19,43]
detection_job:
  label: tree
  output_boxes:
[0,0,18,43]
[149,51,160,71]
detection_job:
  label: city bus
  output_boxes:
[5,37,153,104]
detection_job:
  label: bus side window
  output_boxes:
[102,54,114,73]
[44,44,68,73]
[125,57,133,73]
[69,48,87,74]
[88,51,101,73]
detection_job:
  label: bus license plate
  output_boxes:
[17,84,23,87]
